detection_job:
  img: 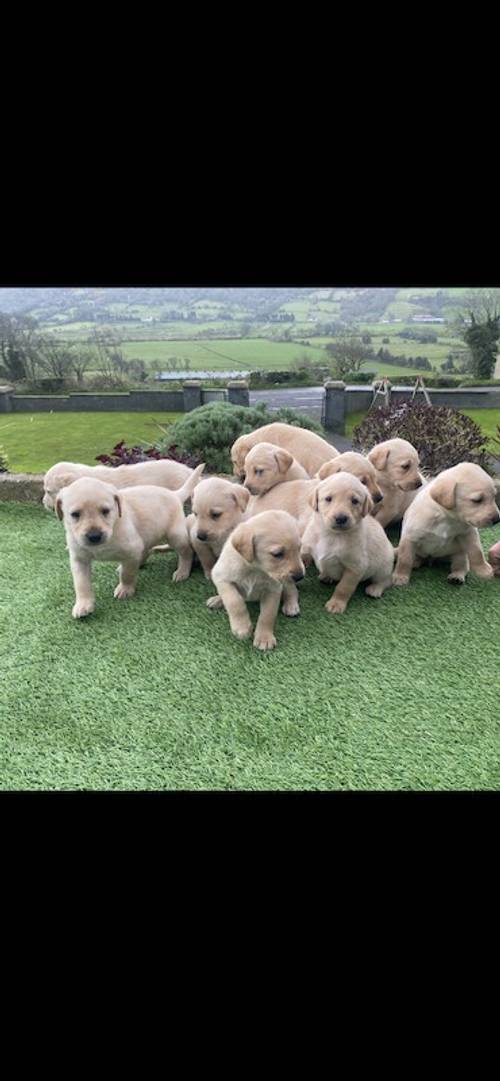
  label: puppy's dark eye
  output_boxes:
[361,477,367,484]
[402,463,411,471]
[272,550,284,559]
[211,511,222,519]
[70,511,80,520]
[255,469,264,476]
[101,508,110,516]
[324,496,332,503]
[351,497,359,505]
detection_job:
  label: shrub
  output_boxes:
[0,445,8,473]
[156,401,322,474]
[95,440,200,469]
[352,402,489,475]
[343,371,376,384]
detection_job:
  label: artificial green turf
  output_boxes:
[1,503,499,791]
[0,412,183,474]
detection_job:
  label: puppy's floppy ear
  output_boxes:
[317,460,339,481]
[308,485,320,512]
[232,485,250,512]
[55,497,64,521]
[361,491,374,517]
[368,446,390,471]
[430,474,456,510]
[114,493,122,518]
[231,522,255,563]
[274,448,293,474]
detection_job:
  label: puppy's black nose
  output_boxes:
[374,492,383,503]
[335,514,348,526]
[292,572,304,582]
[491,515,500,526]
[86,531,103,545]
[414,479,422,488]
[197,530,208,542]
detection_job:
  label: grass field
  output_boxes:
[120,338,326,371]
[0,413,182,473]
[1,503,499,791]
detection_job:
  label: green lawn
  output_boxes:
[1,502,499,790]
[0,412,183,474]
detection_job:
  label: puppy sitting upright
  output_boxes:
[393,462,500,587]
[243,442,309,497]
[315,452,384,505]
[211,510,305,651]
[57,465,204,618]
[186,477,250,581]
[367,438,424,529]
[300,472,395,614]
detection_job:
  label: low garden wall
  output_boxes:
[0,381,250,414]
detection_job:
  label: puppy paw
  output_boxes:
[282,600,300,617]
[230,619,253,641]
[206,595,223,609]
[72,600,95,619]
[365,583,385,598]
[114,583,136,600]
[392,571,409,587]
[253,630,277,651]
[474,563,494,581]
[447,572,466,586]
[325,596,347,614]
[172,567,190,583]
[319,574,334,584]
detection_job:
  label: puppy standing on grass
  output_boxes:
[367,438,425,529]
[300,472,395,614]
[185,477,250,581]
[392,462,500,587]
[56,465,205,618]
[211,510,305,651]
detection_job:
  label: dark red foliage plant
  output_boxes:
[95,440,201,469]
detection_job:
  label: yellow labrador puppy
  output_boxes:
[392,462,500,587]
[186,477,250,580]
[300,472,395,614]
[231,422,338,480]
[246,451,384,536]
[57,465,204,618]
[315,452,384,505]
[211,510,305,650]
[43,457,199,511]
[243,442,309,496]
[367,438,425,529]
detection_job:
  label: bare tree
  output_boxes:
[324,331,369,378]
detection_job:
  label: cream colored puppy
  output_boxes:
[231,422,338,480]
[57,465,205,618]
[300,472,395,614]
[367,438,425,529]
[186,477,250,580]
[243,442,309,497]
[43,457,198,511]
[392,462,500,587]
[315,452,384,506]
[211,510,305,651]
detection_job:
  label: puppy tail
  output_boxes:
[176,463,206,505]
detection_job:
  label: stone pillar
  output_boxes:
[227,380,249,407]
[323,380,346,434]
[0,385,14,414]
[183,380,202,412]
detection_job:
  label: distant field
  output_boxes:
[120,338,326,371]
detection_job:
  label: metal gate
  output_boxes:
[249,387,325,424]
